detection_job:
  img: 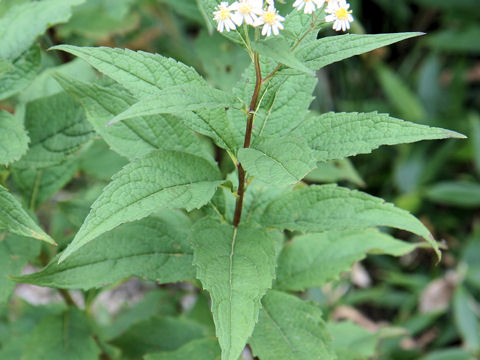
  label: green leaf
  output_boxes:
[181,108,239,154]
[0,45,41,101]
[195,30,250,91]
[241,181,290,225]
[192,218,278,360]
[108,83,238,125]
[18,58,97,103]
[420,348,476,360]
[0,184,55,244]
[252,37,314,75]
[56,73,212,161]
[305,159,365,187]
[51,45,205,99]
[0,57,11,74]
[0,111,29,166]
[0,234,41,303]
[0,300,67,358]
[104,290,179,340]
[453,286,480,352]
[79,140,129,181]
[216,177,290,226]
[261,184,440,258]
[144,338,221,360]
[259,73,317,138]
[233,65,316,140]
[233,57,277,106]
[111,316,207,359]
[53,186,103,232]
[238,137,317,186]
[57,0,138,42]
[13,214,195,290]
[249,290,335,360]
[22,308,101,360]
[275,230,418,291]
[158,0,204,22]
[425,181,480,208]
[0,0,84,61]
[0,0,30,16]
[60,150,222,261]
[185,291,216,334]
[327,321,379,360]
[282,8,322,44]
[12,159,79,210]
[292,112,465,162]
[376,65,426,123]
[13,92,94,169]
[295,33,422,70]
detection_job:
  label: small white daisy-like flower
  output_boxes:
[292,0,325,14]
[213,1,237,33]
[259,4,285,36]
[325,0,354,31]
[231,0,263,26]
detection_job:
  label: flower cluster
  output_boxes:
[213,0,353,36]
[213,0,285,36]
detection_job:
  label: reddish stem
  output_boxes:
[233,53,262,227]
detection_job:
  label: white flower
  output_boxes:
[325,0,354,31]
[231,0,263,26]
[292,0,325,14]
[213,1,237,32]
[259,4,285,36]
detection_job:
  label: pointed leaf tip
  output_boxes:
[446,130,468,139]
[0,185,56,245]
[427,233,442,263]
[39,234,57,246]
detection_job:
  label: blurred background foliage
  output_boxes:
[0,0,479,359]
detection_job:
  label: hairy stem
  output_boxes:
[233,52,262,227]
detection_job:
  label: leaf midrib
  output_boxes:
[262,306,297,356]
[227,227,238,357]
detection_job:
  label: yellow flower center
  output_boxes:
[263,11,276,25]
[219,9,231,20]
[239,4,251,14]
[335,8,351,20]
